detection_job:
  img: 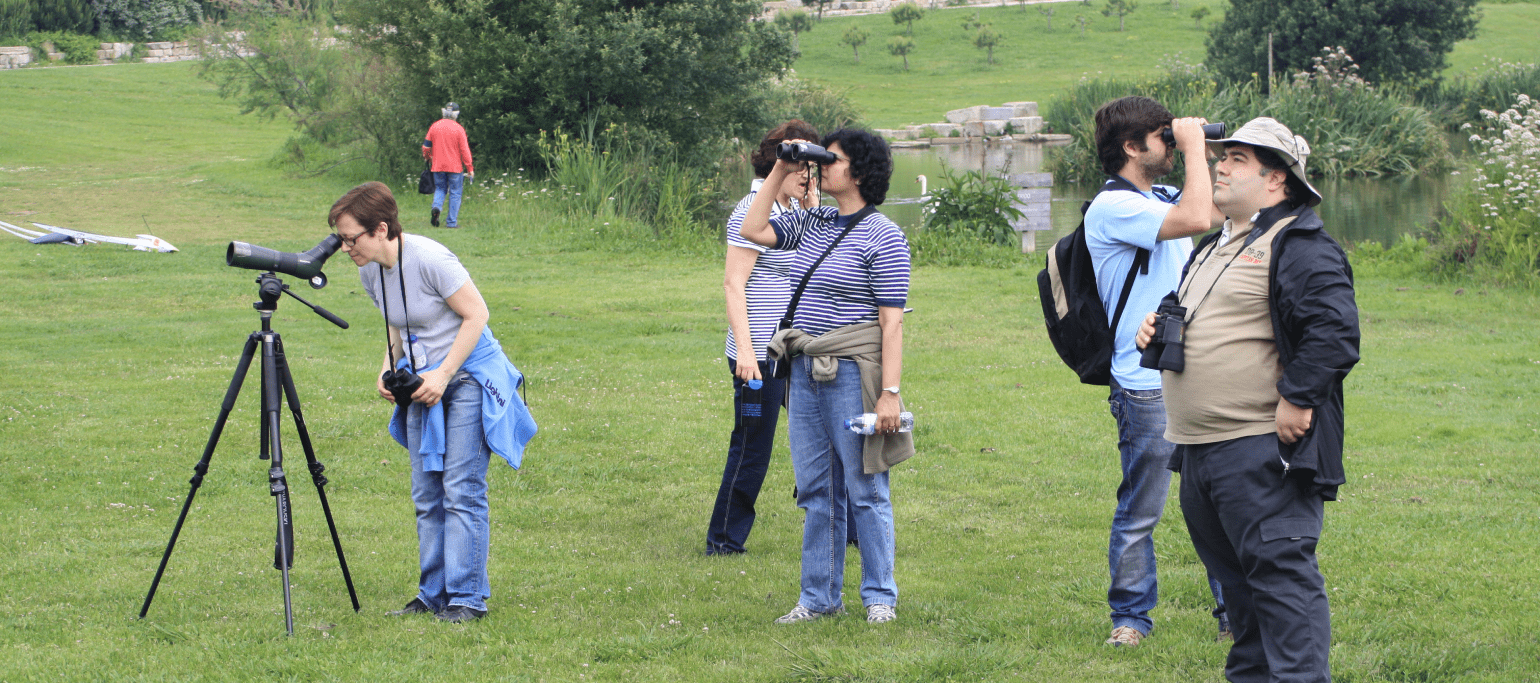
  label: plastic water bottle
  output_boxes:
[845,412,914,435]
[739,379,763,426]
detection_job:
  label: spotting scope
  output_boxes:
[227,234,342,289]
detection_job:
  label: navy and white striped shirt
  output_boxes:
[725,180,797,362]
[769,206,911,337]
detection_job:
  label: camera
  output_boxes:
[381,367,423,408]
[777,142,837,165]
[1139,293,1188,372]
[1160,122,1226,147]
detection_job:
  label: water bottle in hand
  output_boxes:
[845,411,914,435]
[740,378,763,426]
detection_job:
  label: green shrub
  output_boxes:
[771,76,864,137]
[26,30,99,64]
[1045,53,1449,183]
[912,165,1027,266]
[1430,93,1540,285]
[93,0,203,40]
[0,0,32,41]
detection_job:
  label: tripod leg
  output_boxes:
[273,336,361,612]
[140,333,260,619]
[261,331,296,636]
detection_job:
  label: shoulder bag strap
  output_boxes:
[779,205,877,329]
[379,238,418,372]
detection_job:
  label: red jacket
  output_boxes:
[423,119,474,175]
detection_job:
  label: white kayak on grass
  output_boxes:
[31,221,178,253]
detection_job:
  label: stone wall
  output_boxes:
[0,37,256,69]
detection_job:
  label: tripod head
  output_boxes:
[253,272,349,330]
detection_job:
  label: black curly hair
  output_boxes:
[820,128,892,206]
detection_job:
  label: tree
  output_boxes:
[890,1,923,35]
[1189,5,1208,29]
[345,0,797,170]
[775,9,815,50]
[1204,0,1481,85]
[1038,5,1055,30]
[974,24,1001,65]
[887,34,915,71]
[960,9,982,32]
[1101,0,1136,32]
[1075,13,1089,37]
[841,24,868,64]
[805,0,831,21]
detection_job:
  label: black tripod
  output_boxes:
[140,272,360,635]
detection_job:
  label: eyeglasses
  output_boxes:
[336,230,366,247]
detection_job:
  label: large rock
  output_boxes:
[962,120,1008,137]
[875,128,915,141]
[1009,116,1044,135]
[1004,101,1039,117]
[981,106,1015,121]
[944,105,987,124]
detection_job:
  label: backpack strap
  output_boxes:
[1109,248,1149,333]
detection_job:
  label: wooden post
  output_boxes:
[1008,172,1053,254]
[1268,32,1274,94]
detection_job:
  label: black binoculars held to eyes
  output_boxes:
[1160,122,1227,147]
[777,142,838,165]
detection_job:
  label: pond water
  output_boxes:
[876,141,1457,252]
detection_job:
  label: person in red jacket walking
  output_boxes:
[423,102,475,228]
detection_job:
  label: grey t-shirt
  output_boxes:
[359,233,471,370]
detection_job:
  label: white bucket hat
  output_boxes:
[1208,117,1322,207]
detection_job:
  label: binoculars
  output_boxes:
[1160,122,1226,147]
[777,142,837,165]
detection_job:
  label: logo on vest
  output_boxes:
[1239,246,1267,265]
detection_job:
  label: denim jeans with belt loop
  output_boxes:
[787,354,897,613]
[1108,380,1227,635]
[431,172,465,227]
[405,371,491,612]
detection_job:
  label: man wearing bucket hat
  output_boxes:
[1137,117,1360,682]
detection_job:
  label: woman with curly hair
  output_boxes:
[739,129,914,625]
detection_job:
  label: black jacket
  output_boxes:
[1172,203,1361,499]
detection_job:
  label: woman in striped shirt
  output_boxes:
[706,120,819,556]
[740,129,913,626]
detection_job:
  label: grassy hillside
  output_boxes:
[790,0,1540,128]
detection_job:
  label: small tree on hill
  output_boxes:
[960,9,983,32]
[805,0,832,21]
[1101,0,1136,32]
[974,24,1001,65]
[888,35,915,71]
[776,9,815,50]
[841,24,869,64]
[1075,14,1090,37]
[1038,5,1055,30]
[1189,6,1208,29]
[890,1,924,35]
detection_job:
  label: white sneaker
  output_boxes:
[866,604,896,624]
[774,604,825,624]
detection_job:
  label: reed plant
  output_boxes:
[1427,58,1540,128]
[1045,53,1449,183]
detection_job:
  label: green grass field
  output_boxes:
[2,61,1539,682]
[790,0,1540,128]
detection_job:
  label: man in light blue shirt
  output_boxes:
[1083,95,1224,647]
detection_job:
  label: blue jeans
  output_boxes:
[1108,383,1226,635]
[405,371,491,612]
[706,358,786,555]
[431,172,464,227]
[787,355,896,612]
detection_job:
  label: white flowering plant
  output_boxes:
[1442,93,1540,283]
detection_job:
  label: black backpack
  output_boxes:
[1037,176,1166,385]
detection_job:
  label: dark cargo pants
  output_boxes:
[1175,433,1331,683]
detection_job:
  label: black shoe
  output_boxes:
[387,597,433,616]
[436,605,486,623]
[431,208,440,227]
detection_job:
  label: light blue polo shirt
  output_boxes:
[1084,185,1194,390]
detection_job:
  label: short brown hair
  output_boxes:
[1094,96,1174,177]
[329,181,402,240]
[750,119,821,178]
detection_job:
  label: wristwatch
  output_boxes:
[882,386,900,396]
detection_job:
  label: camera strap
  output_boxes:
[379,238,418,373]
[778,204,876,331]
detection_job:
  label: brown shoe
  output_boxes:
[1105,626,1144,647]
